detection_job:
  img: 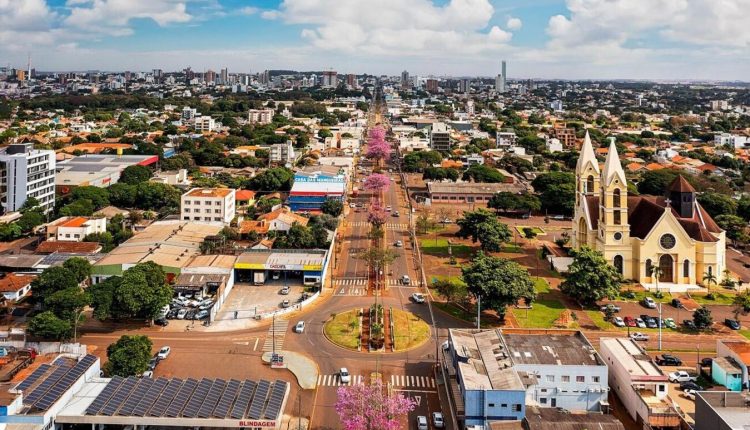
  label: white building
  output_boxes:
[496,131,517,148]
[193,116,217,132]
[181,106,197,122]
[46,216,107,241]
[546,137,564,153]
[248,108,275,124]
[599,338,681,429]
[710,100,730,111]
[0,143,56,214]
[429,122,451,152]
[181,188,236,224]
[714,133,750,148]
[466,100,475,116]
[270,141,295,165]
[550,100,564,112]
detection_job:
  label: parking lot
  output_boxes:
[215,281,308,322]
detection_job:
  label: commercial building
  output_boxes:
[234,249,329,286]
[426,79,439,93]
[695,391,750,430]
[714,133,750,148]
[551,127,577,147]
[248,109,275,124]
[427,181,526,205]
[0,142,56,214]
[446,329,609,428]
[45,216,107,241]
[429,122,451,152]
[288,181,345,213]
[181,188,236,224]
[91,220,223,281]
[55,154,158,191]
[715,340,750,391]
[599,337,680,429]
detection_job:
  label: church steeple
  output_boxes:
[575,131,601,204]
[602,139,626,186]
[669,175,696,218]
[576,131,599,176]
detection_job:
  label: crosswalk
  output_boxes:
[316,374,436,389]
[262,319,288,352]
[345,222,409,230]
[333,278,368,286]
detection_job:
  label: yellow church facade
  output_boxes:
[571,132,726,288]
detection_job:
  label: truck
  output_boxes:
[253,271,266,286]
[0,348,37,382]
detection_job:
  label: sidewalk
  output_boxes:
[261,350,319,390]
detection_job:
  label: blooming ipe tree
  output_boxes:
[335,380,415,430]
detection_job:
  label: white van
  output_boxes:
[401,275,411,285]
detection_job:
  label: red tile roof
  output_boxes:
[0,273,36,293]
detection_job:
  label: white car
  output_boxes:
[385,205,392,211]
[416,415,428,430]
[668,371,697,383]
[339,368,351,384]
[612,316,625,327]
[157,346,171,359]
[394,240,403,247]
[176,308,188,319]
[349,203,356,208]
[629,332,649,341]
[683,389,696,400]
[294,321,305,333]
[432,412,445,428]
[411,293,425,303]
[643,297,657,309]
[142,370,153,378]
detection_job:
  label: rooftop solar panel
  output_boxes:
[23,365,69,405]
[117,378,153,416]
[100,377,138,416]
[197,379,226,418]
[229,380,256,420]
[247,379,270,420]
[212,379,241,418]
[15,364,52,392]
[86,376,124,415]
[132,378,168,416]
[165,378,198,418]
[263,380,288,420]
[148,378,183,417]
[36,355,99,409]
[181,378,214,418]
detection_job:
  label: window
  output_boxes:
[488,403,495,408]
[546,375,554,382]
[683,259,690,277]
[184,200,190,205]
[215,209,221,214]
[613,210,621,225]
[561,375,570,382]
[540,398,547,405]
[614,232,622,241]
[214,217,221,221]
[194,200,200,205]
[501,404,507,408]
[576,376,585,383]
[586,175,594,193]
[216,201,222,206]
[593,376,600,383]
[646,259,653,276]
[658,385,666,392]
[183,216,189,220]
[184,208,190,213]
[660,233,676,249]
[513,404,522,412]
[614,255,623,275]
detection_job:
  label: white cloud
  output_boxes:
[237,6,258,16]
[65,0,193,36]
[260,10,280,20]
[266,0,516,58]
[506,17,522,31]
[0,0,60,51]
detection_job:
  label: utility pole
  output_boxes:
[476,295,481,329]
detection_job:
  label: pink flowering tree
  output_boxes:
[369,126,386,141]
[366,126,391,161]
[367,199,387,228]
[335,380,416,430]
[363,173,391,193]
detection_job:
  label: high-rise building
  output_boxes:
[495,60,507,93]
[322,70,338,88]
[205,69,216,83]
[466,100,475,116]
[0,143,56,214]
[346,73,356,88]
[401,70,410,89]
[429,122,451,151]
[426,79,439,93]
[15,70,25,81]
[152,69,163,83]
[220,68,229,85]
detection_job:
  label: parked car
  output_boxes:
[272,272,280,280]
[394,240,403,247]
[629,332,649,341]
[624,316,636,327]
[432,412,445,429]
[663,318,676,329]
[281,300,290,308]
[671,298,684,308]
[392,211,400,217]
[699,358,713,367]
[339,368,351,384]
[294,321,305,333]
[411,293,425,304]
[640,315,658,328]
[642,297,657,309]
[635,318,647,328]
[612,316,625,327]
[154,318,169,327]
[157,346,171,359]
[668,370,697,383]
[416,415,428,430]
[725,318,741,330]
[683,320,697,330]
[656,354,683,366]
[600,304,621,313]
[680,381,703,391]
[195,310,209,319]
[280,286,290,295]
[683,389,696,400]
[176,308,188,319]
[166,308,179,319]
[385,205,392,211]
[148,357,159,371]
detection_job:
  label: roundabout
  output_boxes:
[323,306,430,352]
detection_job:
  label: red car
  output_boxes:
[623,316,637,327]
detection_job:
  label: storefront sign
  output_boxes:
[238,420,277,427]
[234,263,265,270]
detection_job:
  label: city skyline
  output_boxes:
[2,0,750,81]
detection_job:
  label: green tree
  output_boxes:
[135,182,181,211]
[532,172,576,215]
[103,335,153,377]
[702,270,718,299]
[560,246,622,304]
[693,306,713,330]
[461,252,535,320]
[456,209,511,252]
[320,198,343,217]
[119,165,152,185]
[116,262,173,320]
[249,167,294,192]
[63,257,92,284]
[44,288,90,321]
[488,192,541,214]
[60,199,95,216]
[70,186,110,209]
[83,232,115,252]
[698,192,737,218]
[732,290,750,315]
[108,183,137,207]
[28,311,72,340]
[416,213,437,235]
[88,276,121,320]
[16,210,45,232]
[31,266,79,304]
[462,165,507,183]
[432,279,468,303]
[716,214,749,245]
[637,169,681,195]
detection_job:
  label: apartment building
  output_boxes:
[194,116,217,132]
[599,337,681,430]
[248,108,275,124]
[496,131,517,148]
[180,188,236,224]
[270,141,295,165]
[429,122,451,152]
[0,142,56,214]
[46,216,107,241]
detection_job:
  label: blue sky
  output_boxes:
[2,0,749,80]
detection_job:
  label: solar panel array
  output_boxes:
[22,354,97,411]
[14,364,52,392]
[85,376,288,421]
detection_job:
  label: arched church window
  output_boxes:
[586,175,594,193]
[613,189,621,208]
[683,259,690,278]
[614,211,621,225]
[646,259,653,276]
[614,255,623,275]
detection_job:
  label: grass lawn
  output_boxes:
[515,226,546,236]
[687,292,736,305]
[739,330,750,341]
[429,275,466,286]
[501,243,523,253]
[433,302,492,328]
[392,309,430,350]
[512,299,565,328]
[534,278,551,294]
[585,310,613,330]
[420,238,473,257]
[324,310,360,350]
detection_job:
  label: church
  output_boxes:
[571,132,726,288]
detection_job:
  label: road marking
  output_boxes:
[394,389,438,394]
[253,338,259,351]
[390,375,436,389]
[262,320,288,352]
[414,395,422,406]
[317,374,364,387]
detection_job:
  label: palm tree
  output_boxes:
[651,266,663,296]
[703,270,717,299]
